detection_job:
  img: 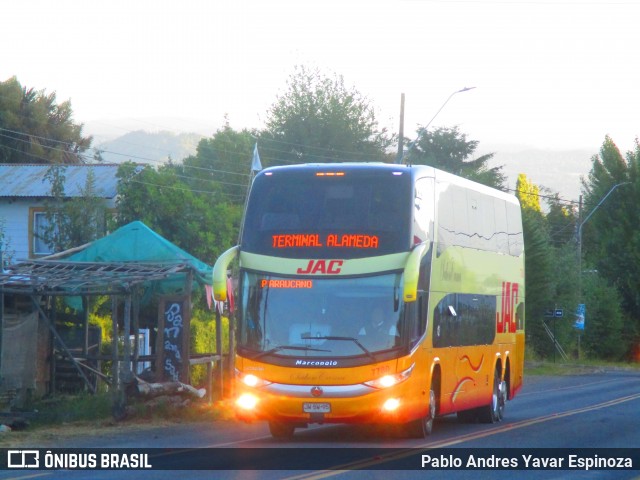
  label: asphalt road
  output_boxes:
[2,369,640,480]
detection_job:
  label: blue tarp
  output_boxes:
[66,221,212,304]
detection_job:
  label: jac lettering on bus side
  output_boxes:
[498,281,519,333]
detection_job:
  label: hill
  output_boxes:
[87,124,596,203]
[93,130,204,165]
[486,146,596,202]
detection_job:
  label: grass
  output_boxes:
[525,359,640,376]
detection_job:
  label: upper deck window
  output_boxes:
[241,167,412,258]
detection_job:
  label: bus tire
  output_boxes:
[407,387,436,438]
[268,421,295,440]
[478,367,505,423]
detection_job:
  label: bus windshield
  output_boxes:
[238,271,405,358]
[241,166,412,258]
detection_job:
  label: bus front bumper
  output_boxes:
[234,380,427,425]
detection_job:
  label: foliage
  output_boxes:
[190,308,230,387]
[407,126,506,189]
[516,173,541,212]
[0,216,15,267]
[40,165,107,253]
[580,272,628,360]
[115,161,242,263]
[0,77,92,164]
[261,66,393,165]
[181,122,256,205]
[32,393,113,425]
[546,194,577,248]
[519,203,556,358]
[581,136,640,346]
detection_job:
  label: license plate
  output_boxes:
[303,402,331,413]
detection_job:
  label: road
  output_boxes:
[2,370,639,479]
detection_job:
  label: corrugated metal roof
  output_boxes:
[0,164,121,198]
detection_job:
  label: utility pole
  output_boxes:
[395,93,405,164]
[397,87,475,165]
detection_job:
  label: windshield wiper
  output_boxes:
[250,344,331,360]
[302,335,377,361]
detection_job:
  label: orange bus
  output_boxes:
[213,163,525,439]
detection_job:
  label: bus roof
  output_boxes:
[256,163,520,206]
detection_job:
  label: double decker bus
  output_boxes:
[213,163,525,439]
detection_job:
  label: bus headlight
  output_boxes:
[237,370,272,388]
[364,364,415,389]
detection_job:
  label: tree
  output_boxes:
[115,162,242,263]
[406,126,505,189]
[181,121,255,205]
[261,66,393,165]
[581,136,640,344]
[516,175,556,357]
[515,174,541,212]
[0,77,92,164]
[40,165,107,253]
[546,194,577,248]
[581,272,627,360]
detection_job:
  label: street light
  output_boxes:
[423,86,476,133]
[396,86,476,164]
[577,181,630,298]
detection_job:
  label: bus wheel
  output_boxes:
[407,387,436,438]
[478,368,505,423]
[268,421,295,440]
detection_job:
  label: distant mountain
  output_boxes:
[486,146,597,202]
[93,130,204,165]
[87,121,596,202]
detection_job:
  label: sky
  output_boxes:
[2,0,639,155]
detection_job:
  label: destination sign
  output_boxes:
[271,234,379,249]
[260,279,313,289]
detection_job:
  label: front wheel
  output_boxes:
[407,387,436,438]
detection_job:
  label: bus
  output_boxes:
[212,162,525,439]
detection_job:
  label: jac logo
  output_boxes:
[296,260,343,274]
[497,281,519,334]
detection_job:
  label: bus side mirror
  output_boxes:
[212,246,239,301]
[403,243,429,302]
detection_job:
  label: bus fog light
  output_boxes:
[383,398,400,412]
[236,393,259,410]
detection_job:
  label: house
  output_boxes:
[0,164,121,263]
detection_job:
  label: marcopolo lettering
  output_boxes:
[295,360,338,366]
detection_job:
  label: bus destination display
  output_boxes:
[272,233,379,249]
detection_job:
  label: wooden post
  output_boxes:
[132,294,140,375]
[215,307,223,399]
[111,296,124,417]
[121,294,132,384]
[156,295,190,383]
